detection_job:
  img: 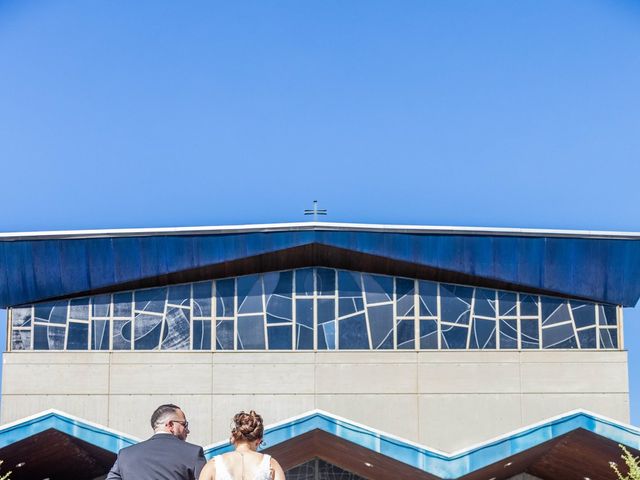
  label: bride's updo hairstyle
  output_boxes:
[231,410,264,443]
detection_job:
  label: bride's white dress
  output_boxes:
[213,453,272,480]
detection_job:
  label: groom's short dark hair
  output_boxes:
[151,404,181,429]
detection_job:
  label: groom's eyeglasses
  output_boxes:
[169,419,189,429]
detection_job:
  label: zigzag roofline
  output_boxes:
[2,408,638,478]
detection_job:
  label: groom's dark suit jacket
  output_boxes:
[106,433,206,480]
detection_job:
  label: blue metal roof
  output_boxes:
[0,409,138,454]
[1,222,639,307]
[210,409,640,478]
[3,408,635,479]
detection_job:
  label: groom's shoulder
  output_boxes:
[118,436,203,460]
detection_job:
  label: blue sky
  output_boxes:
[0,1,639,424]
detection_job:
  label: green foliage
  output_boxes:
[0,460,10,480]
[610,445,640,480]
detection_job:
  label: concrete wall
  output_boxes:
[1,350,629,453]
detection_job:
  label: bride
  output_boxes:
[199,410,285,480]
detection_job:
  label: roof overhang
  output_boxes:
[203,409,640,479]
[1,222,639,308]
[0,410,137,479]
[1,408,638,479]
[2,221,640,241]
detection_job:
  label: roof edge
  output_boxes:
[1,221,639,241]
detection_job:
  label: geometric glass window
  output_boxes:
[9,268,619,351]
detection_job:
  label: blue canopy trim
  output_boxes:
[0,409,138,454]
[0,408,638,478]
[1,225,640,307]
[204,409,640,479]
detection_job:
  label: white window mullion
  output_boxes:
[618,306,624,350]
[334,269,338,350]
[233,279,238,350]
[466,289,476,349]
[537,296,543,350]
[292,270,297,350]
[211,281,217,352]
[516,293,521,350]
[436,283,442,350]
[262,276,268,350]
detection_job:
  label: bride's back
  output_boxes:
[199,411,285,480]
[216,451,271,480]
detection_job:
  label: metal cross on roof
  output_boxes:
[304,200,327,221]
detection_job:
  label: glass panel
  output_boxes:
[396,278,415,317]
[571,302,596,329]
[598,305,617,326]
[92,294,112,318]
[368,303,393,349]
[397,319,415,349]
[577,327,597,349]
[338,271,364,317]
[216,279,235,318]
[543,322,578,349]
[473,289,496,318]
[35,301,67,324]
[600,327,618,349]
[296,298,314,350]
[113,292,132,317]
[441,324,468,349]
[285,458,368,480]
[264,271,293,297]
[192,281,212,317]
[440,284,472,326]
[12,307,32,327]
[69,298,89,320]
[542,298,571,326]
[316,268,335,296]
[134,313,163,350]
[237,275,263,315]
[499,319,518,348]
[267,325,292,350]
[265,271,293,324]
[167,284,191,307]
[520,295,539,317]
[92,319,110,350]
[11,329,31,350]
[193,319,211,350]
[135,288,166,314]
[362,274,392,304]
[112,320,131,350]
[317,459,368,480]
[498,292,517,317]
[318,321,336,351]
[418,280,438,317]
[34,325,65,350]
[339,313,369,349]
[420,319,438,349]
[237,314,265,349]
[161,307,190,350]
[285,460,317,480]
[521,319,539,349]
[216,319,234,350]
[317,299,336,350]
[469,318,496,349]
[295,268,315,296]
[67,322,89,350]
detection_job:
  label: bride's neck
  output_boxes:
[234,441,256,452]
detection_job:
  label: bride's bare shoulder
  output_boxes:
[269,456,286,480]
[198,459,216,480]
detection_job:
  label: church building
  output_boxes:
[0,222,639,479]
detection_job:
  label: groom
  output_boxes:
[106,404,206,480]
